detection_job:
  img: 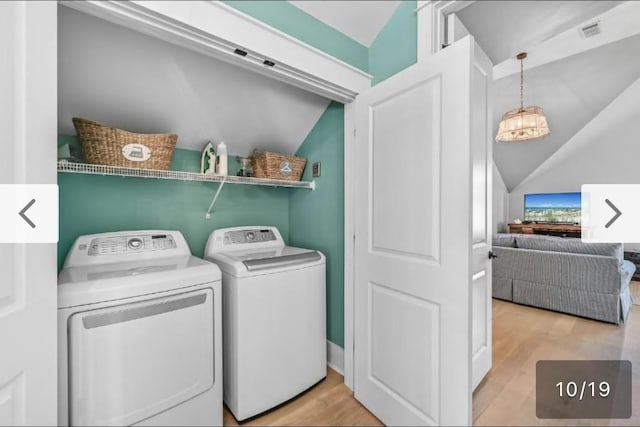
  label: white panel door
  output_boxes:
[0,2,58,426]
[447,11,495,392]
[353,36,490,426]
[470,42,494,391]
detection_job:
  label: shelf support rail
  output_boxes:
[205,176,227,219]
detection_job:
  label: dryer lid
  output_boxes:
[57,256,220,309]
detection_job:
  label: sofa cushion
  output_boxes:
[493,233,517,248]
[515,235,623,261]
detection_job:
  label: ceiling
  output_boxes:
[288,1,400,47]
[456,1,640,190]
[58,6,330,156]
[457,1,623,65]
[492,34,640,190]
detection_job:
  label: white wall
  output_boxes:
[509,76,640,249]
[492,161,509,233]
[57,6,330,155]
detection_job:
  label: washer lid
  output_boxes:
[206,246,324,275]
[57,255,220,309]
[241,251,321,272]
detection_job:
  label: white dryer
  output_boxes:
[58,231,222,426]
[204,226,326,421]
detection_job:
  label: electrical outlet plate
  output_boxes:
[312,162,321,177]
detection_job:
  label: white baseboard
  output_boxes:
[327,340,344,375]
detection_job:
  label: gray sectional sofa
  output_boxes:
[492,233,635,324]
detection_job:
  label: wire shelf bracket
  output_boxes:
[205,177,226,220]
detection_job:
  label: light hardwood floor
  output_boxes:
[223,368,382,426]
[630,280,640,304]
[223,292,640,426]
[473,298,640,426]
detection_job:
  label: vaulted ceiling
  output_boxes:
[491,34,640,190]
[288,1,400,47]
[58,6,330,156]
[456,1,640,190]
[456,1,623,64]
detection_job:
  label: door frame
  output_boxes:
[343,0,478,390]
[1,2,58,424]
[56,0,373,397]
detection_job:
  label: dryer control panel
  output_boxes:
[63,231,190,268]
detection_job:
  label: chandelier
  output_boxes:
[496,52,550,142]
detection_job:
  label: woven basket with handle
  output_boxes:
[251,150,306,181]
[72,117,177,170]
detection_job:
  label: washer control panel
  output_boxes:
[87,234,177,256]
[206,226,285,255]
[223,229,276,245]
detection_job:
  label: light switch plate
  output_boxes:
[312,162,321,177]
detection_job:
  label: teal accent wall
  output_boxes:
[289,102,344,347]
[224,1,368,72]
[368,1,417,85]
[57,135,289,270]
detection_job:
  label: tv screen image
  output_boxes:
[524,192,581,224]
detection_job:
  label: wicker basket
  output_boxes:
[251,150,306,181]
[72,117,177,170]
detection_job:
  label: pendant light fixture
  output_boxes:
[496,52,550,142]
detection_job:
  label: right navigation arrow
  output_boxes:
[604,198,622,229]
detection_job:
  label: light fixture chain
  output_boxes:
[520,55,524,110]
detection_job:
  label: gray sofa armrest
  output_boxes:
[621,260,636,288]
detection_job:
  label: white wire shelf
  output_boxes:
[57,161,315,190]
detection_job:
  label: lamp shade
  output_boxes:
[495,105,550,142]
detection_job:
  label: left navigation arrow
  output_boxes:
[19,198,36,229]
[0,185,57,242]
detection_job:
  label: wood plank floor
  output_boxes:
[630,280,640,304]
[473,298,640,426]
[223,368,382,426]
[223,287,640,426]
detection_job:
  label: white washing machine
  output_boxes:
[204,226,326,421]
[58,231,222,427]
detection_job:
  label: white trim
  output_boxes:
[343,102,356,391]
[327,340,345,376]
[417,1,475,63]
[415,1,435,14]
[60,0,372,103]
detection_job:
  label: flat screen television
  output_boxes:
[524,192,581,224]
